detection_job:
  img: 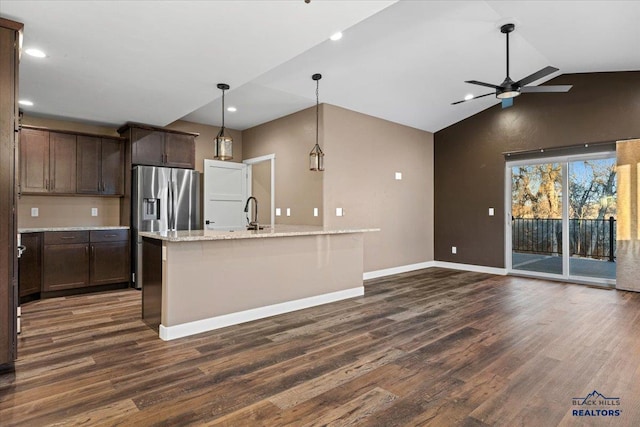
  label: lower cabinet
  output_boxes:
[89,230,130,285]
[18,233,43,298]
[22,229,130,295]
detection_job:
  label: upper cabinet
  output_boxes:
[76,135,124,195]
[19,126,125,197]
[119,123,197,169]
[20,129,76,194]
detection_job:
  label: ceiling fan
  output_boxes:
[452,23,572,108]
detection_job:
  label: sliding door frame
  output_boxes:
[505,150,616,287]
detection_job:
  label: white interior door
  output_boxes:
[204,159,247,230]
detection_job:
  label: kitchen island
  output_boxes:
[139,225,378,340]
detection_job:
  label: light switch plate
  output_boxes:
[395,172,402,180]
[336,208,344,217]
[275,208,281,216]
[489,207,494,216]
[313,208,318,217]
[91,208,98,217]
[286,208,291,217]
[452,246,457,254]
[31,207,38,217]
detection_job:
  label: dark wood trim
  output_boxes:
[0,18,23,32]
[117,122,199,137]
[20,124,125,141]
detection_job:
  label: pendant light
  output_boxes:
[214,83,233,160]
[309,73,324,171]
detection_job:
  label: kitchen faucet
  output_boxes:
[244,196,259,230]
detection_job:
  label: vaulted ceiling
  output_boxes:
[4,1,640,133]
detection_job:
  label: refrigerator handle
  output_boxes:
[167,178,173,231]
[173,181,179,231]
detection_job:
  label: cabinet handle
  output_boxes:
[45,179,49,190]
[104,234,118,238]
[60,236,76,240]
[86,246,89,255]
[91,245,94,256]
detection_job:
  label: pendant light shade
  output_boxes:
[309,73,324,171]
[214,83,233,160]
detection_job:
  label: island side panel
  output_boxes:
[162,233,364,327]
[142,237,162,330]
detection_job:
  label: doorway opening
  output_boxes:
[506,152,616,285]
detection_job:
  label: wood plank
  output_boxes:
[2,269,640,425]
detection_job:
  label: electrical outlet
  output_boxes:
[452,246,457,254]
[395,172,402,180]
[275,208,281,216]
[31,207,38,217]
[91,208,98,217]
[489,207,495,216]
[286,208,291,217]
[336,208,344,217]
[313,208,318,217]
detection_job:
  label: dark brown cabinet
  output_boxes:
[49,132,77,193]
[18,233,42,299]
[76,135,124,195]
[41,230,130,293]
[20,129,77,195]
[120,124,196,169]
[89,230,129,285]
[19,128,49,194]
[43,232,90,292]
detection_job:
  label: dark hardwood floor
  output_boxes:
[1,268,639,426]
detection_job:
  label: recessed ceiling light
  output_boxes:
[464,94,474,101]
[19,100,34,106]
[329,32,343,41]
[226,106,237,112]
[25,48,46,58]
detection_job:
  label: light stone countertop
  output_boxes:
[18,226,130,233]
[138,225,379,242]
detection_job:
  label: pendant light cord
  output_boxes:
[315,79,319,146]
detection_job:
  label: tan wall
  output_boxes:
[242,107,323,226]
[322,104,434,272]
[164,119,243,173]
[22,114,119,137]
[18,195,120,228]
[616,138,640,292]
[251,160,272,225]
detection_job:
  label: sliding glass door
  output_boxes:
[507,153,616,285]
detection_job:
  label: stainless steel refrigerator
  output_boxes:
[132,166,200,289]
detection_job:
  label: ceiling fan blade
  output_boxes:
[516,66,559,87]
[521,85,572,93]
[451,92,495,105]
[465,80,502,90]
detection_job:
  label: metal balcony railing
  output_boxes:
[512,217,616,261]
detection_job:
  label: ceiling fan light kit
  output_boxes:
[453,23,572,107]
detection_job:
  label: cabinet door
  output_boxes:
[90,241,129,285]
[165,133,195,169]
[18,233,42,297]
[131,128,164,166]
[49,132,77,193]
[101,138,124,195]
[20,128,49,193]
[43,243,89,291]
[76,135,101,194]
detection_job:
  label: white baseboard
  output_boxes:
[432,261,507,276]
[363,261,435,280]
[363,260,506,280]
[159,286,364,341]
